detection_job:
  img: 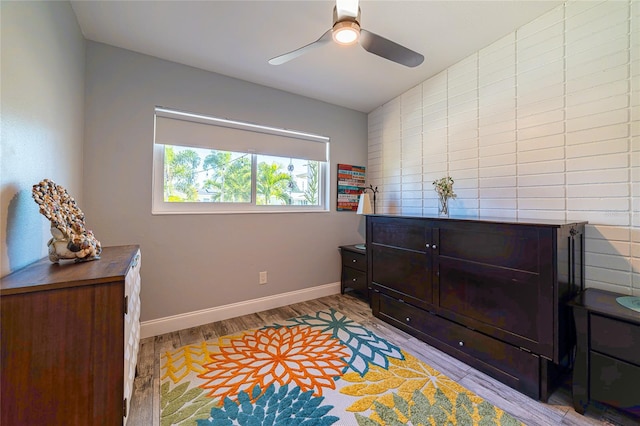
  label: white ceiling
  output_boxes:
[70,0,562,113]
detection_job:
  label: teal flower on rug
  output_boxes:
[198,384,338,426]
[273,309,404,375]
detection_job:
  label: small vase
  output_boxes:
[438,197,449,217]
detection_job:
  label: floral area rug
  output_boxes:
[160,309,523,425]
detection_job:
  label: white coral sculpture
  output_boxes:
[32,179,102,263]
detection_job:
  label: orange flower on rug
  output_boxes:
[198,325,349,401]
[160,310,524,426]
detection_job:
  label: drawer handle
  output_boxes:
[432,244,437,249]
[459,341,464,347]
[406,317,411,322]
[352,259,357,263]
[352,278,357,282]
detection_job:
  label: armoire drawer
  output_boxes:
[374,292,541,399]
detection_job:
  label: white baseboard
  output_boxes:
[140,282,341,338]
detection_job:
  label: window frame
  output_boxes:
[152,108,330,215]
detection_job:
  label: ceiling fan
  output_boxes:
[268,0,424,68]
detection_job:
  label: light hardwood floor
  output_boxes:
[127,293,639,426]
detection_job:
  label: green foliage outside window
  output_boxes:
[256,162,292,205]
[202,151,251,202]
[163,146,201,202]
[163,145,320,206]
[304,161,319,205]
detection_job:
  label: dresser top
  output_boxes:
[339,244,366,254]
[0,245,140,296]
[367,213,587,228]
[569,288,640,324]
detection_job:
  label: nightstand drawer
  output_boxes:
[591,314,640,365]
[342,250,366,272]
[343,267,366,292]
[590,352,640,416]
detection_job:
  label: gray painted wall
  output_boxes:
[83,42,368,321]
[1,1,85,276]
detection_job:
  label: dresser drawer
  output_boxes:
[342,250,366,272]
[591,314,640,366]
[343,267,366,292]
[374,293,540,399]
[590,352,640,416]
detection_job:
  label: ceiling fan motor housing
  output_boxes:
[332,6,361,45]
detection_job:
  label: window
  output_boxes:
[152,107,329,214]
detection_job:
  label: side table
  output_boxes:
[568,288,640,418]
[339,244,368,302]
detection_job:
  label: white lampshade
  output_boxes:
[356,192,372,215]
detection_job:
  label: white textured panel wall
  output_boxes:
[449,55,480,216]
[401,85,424,216]
[379,97,403,214]
[631,0,639,292]
[421,72,448,213]
[368,0,640,296]
[517,6,565,221]
[480,34,516,218]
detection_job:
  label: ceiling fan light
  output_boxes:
[332,21,360,45]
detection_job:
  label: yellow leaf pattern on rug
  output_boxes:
[357,369,388,382]
[341,383,370,396]
[344,350,521,425]
[398,378,428,394]
[344,350,483,412]
[198,325,349,402]
[343,350,433,412]
[346,395,379,412]
[365,377,406,394]
[161,340,220,383]
[341,371,365,383]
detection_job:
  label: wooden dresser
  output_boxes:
[367,215,586,401]
[569,288,640,417]
[1,245,141,425]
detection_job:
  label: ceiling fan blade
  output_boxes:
[268,29,333,65]
[359,29,424,68]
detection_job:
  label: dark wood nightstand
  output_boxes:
[339,244,368,302]
[568,288,640,418]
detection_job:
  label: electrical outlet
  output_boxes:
[259,271,268,285]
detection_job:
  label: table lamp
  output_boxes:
[355,185,377,249]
